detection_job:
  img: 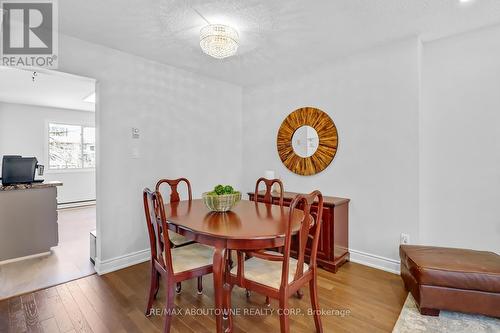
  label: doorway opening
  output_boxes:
[0,66,98,300]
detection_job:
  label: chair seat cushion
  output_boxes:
[166,243,213,274]
[169,232,191,246]
[400,245,500,293]
[230,253,309,289]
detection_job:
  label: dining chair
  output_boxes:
[143,188,213,333]
[254,177,284,206]
[156,178,199,293]
[228,177,285,275]
[230,177,285,270]
[252,177,288,304]
[156,178,194,247]
[226,191,324,333]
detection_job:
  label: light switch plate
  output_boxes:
[131,147,140,159]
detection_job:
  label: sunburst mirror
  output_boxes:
[277,107,338,176]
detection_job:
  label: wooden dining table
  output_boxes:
[164,199,305,333]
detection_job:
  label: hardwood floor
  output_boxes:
[0,206,96,300]
[0,261,407,332]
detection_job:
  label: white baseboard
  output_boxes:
[93,247,400,276]
[58,200,96,209]
[94,248,150,275]
[349,248,401,275]
[0,251,51,266]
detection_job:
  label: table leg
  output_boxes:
[224,282,234,333]
[213,246,226,333]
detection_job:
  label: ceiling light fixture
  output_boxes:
[200,24,239,59]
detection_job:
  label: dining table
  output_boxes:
[164,198,305,333]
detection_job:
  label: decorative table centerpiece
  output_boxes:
[202,184,241,212]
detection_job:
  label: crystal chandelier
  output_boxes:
[200,24,239,59]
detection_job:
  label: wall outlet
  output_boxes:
[400,233,410,244]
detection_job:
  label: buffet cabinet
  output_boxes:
[248,191,350,273]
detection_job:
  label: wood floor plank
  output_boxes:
[56,285,93,333]
[76,277,132,333]
[85,275,134,313]
[44,287,74,333]
[33,290,53,323]
[20,294,43,333]
[111,265,194,333]
[0,297,10,332]
[172,288,218,333]
[8,297,27,333]
[40,317,60,333]
[0,262,407,333]
[126,307,163,333]
[83,273,160,332]
[65,281,109,333]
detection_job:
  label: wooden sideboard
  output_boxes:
[248,190,350,273]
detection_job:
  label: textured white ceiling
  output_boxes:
[59,0,500,86]
[0,67,95,112]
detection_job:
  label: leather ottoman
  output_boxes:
[399,245,500,318]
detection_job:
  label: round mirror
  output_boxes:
[277,107,338,176]
[292,125,319,158]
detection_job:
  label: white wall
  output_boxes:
[51,26,500,274]
[242,38,421,269]
[0,102,95,203]
[57,34,243,271]
[241,27,500,271]
[421,26,500,253]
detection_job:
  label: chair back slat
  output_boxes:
[156,178,192,203]
[254,177,284,206]
[143,188,174,273]
[294,203,312,280]
[281,191,324,288]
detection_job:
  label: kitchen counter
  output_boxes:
[0,181,62,263]
[0,180,63,191]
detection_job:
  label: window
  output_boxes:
[48,123,95,170]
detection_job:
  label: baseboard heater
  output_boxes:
[58,199,96,209]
